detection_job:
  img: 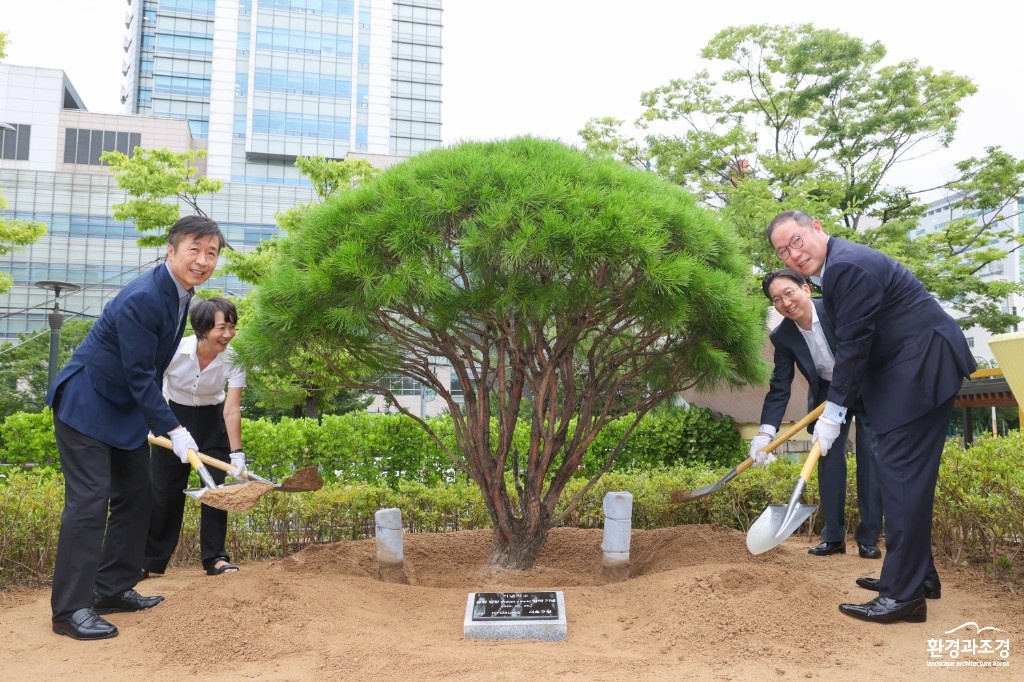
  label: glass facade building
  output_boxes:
[0,1,442,343]
[0,68,318,339]
[121,0,442,185]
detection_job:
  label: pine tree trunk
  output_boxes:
[486,520,550,570]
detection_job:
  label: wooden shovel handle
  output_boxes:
[800,440,823,483]
[149,434,236,475]
[754,402,826,458]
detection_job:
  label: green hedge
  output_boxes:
[0,404,745,480]
[933,431,1024,570]
[2,433,1021,587]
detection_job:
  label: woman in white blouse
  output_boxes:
[142,297,247,577]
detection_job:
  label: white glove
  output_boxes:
[812,416,842,456]
[169,427,198,464]
[748,433,775,466]
[229,451,247,480]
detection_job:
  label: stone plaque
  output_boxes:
[464,591,567,641]
[471,591,559,621]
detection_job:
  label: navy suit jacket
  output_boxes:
[820,237,976,434]
[759,298,837,429]
[45,264,187,449]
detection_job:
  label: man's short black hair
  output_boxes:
[764,209,815,242]
[167,215,231,252]
[761,268,809,301]
[190,297,238,340]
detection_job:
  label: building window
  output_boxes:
[385,373,422,396]
[63,128,141,165]
[0,124,31,160]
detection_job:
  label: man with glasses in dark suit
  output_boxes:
[766,209,974,624]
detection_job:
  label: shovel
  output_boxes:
[149,435,324,493]
[670,402,825,503]
[746,439,823,555]
[151,437,273,512]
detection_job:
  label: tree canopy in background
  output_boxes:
[580,23,1024,333]
[0,319,92,419]
[225,156,380,419]
[101,147,223,248]
[239,136,769,568]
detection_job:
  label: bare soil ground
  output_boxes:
[0,525,1020,681]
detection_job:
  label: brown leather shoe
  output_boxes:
[839,596,926,623]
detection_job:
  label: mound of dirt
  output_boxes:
[1,525,1020,681]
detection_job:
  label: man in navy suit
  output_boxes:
[767,209,975,624]
[751,268,883,560]
[45,215,227,640]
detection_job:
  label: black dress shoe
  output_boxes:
[855,577,941,600]
[808,541,846,556]
[858,544,882,559]
[840,595,927,623]
[52,607,118,640]
[92,589,164,614]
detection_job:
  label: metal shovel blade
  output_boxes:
[184,481,273,512]
[149,435,322,493]
[746,501,818,555]
[745,440,823,555]
[672,460,750,503]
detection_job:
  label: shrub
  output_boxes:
[0,406,743,483]
[0,409,58,467]
[934,432,1024,572]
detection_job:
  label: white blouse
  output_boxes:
[163,335,247,406]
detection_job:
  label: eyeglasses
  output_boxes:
[771,287,799,308]
[775,229,809,260]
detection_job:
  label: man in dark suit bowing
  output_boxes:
[767,209,975,624]
[750,268,883,560]
[45,215,227,640]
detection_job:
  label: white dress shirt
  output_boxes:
[796,304,835,381]
[163,335,246,406]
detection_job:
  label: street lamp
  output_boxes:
[34,280,82,389]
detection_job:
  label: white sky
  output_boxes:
[3,0,1022,192]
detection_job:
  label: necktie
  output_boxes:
[178,292,193,329]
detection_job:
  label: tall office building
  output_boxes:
[0,0,443,345]
[0,64,317,340]
[120,0,442,185]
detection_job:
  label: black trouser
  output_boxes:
[51,401,152,620]
[873,396,955,601]
[816,413,883,546]
[143,401,231,573]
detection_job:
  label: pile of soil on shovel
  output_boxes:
[2,525,1022,681]
[279,466,324,491]
[199,481,274,512]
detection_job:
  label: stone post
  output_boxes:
[601,491,633,582]
[375,507,408,584]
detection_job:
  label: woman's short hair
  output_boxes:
[189,297,238,340]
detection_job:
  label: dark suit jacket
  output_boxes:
[760,298,837,428]
[45,264,187,449]
[820,237,976,433]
